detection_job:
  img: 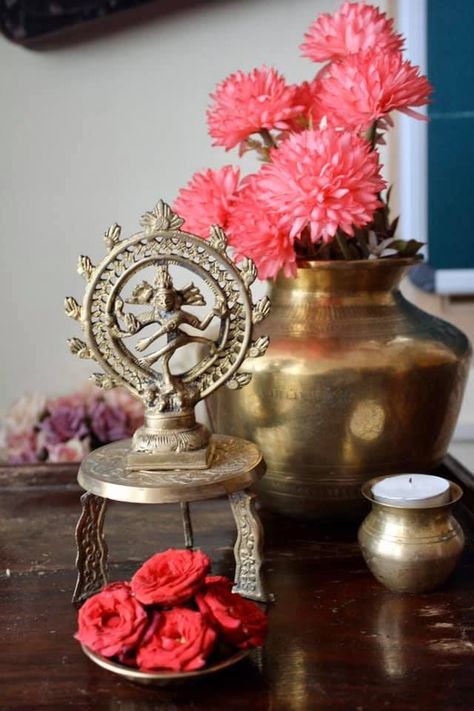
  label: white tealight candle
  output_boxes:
[371,474,451,508]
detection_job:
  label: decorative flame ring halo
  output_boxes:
[66,201,271,416]
[84,233,252,403]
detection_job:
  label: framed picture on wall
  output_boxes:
[0,0,206,44]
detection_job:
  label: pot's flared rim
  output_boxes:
[295,257,421,271]
[271,257,422,292]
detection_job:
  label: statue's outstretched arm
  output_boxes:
[109,298,152,338]
[190,311,214,331]
[185,295,227,331]
[135,323,168,352]
[108,313,142,339]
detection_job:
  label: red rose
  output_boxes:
[136,608,216,672]
[131,548,210,606]
[75,582,147,658]
[195,576,268,649]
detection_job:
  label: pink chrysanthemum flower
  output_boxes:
[207,66,303,151]
[256,128,385,243]
[173,165,240,237]
[287,78,325,132]
[317,48,432,131]
[227,177,296,280]
[300,1,403,63]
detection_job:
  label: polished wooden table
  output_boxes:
[1,456,473,711]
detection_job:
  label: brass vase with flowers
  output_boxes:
[172,2,471,518]
[207,258,470,519]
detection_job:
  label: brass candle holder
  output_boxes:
[66,200,271,607]
[358,476,465,593]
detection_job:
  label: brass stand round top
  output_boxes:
[77,434,265,504]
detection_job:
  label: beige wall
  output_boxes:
[0,0,392,412]
[2,0,471,455]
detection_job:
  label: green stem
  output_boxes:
[366,120,378,150]
[336,229,353,260]
[361,121,384,257]
[295,227,317,260]
[355,229,371,258]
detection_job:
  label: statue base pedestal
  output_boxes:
[127,417,213,471]
[126,444,214,471]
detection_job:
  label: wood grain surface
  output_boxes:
[0,457,473,711]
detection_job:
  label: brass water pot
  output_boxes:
[358,478,465,593]
[207,260,471,520]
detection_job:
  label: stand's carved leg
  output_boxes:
[229,490,267,602]
[72,492,108,607]
[180,502,194,549]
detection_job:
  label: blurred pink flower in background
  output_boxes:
[300,1,403,63]
[89,400,131,444]
[1,386,144,464]
[4,392,46,433]
[40,404,88,445]
[0,393,45,463]
[317,48,432,131]
[5,429,39,464]
[207,66,303,151]
[227,177,297,280]
[104,388,145,434]
[47,438,91,463]
[173,166,240,237]
[256,128,385,243]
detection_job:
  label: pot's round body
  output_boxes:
[358,494,465,593]
[207,260,471,520]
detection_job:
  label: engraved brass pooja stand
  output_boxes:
[66,201,270,606]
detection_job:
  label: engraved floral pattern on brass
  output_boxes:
[65,200,270,469]
[208,260,471,520]
[73,492,108,606]
[77,434,265,504]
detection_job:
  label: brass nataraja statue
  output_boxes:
[66,200,270,606]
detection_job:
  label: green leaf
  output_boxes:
[389,239,424,256]
[389,215,400,237]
